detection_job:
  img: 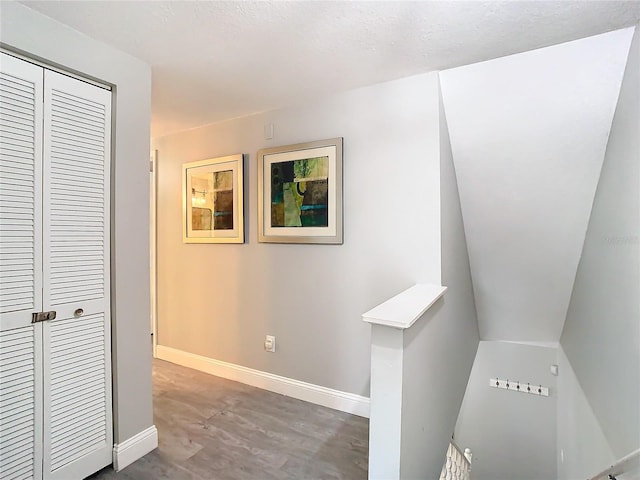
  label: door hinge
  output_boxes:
[32,311,56,323]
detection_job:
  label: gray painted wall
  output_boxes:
[152,72,442,396]
[454,341,557,479]
[398,81,480,478]
[1,2,154,442]
[560,25,640,461]
[439,28,632,343]
[557,346,615,479]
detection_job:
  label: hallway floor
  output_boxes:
[89,359,369,479]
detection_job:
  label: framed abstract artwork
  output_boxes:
[257,138,343,244]
[182,154,244,243]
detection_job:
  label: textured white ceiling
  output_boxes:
[18,0,640,138]
[10,1,640,342]
[440,28,634,342]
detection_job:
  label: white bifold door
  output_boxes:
[0,52,112,480]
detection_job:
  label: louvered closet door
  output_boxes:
[0,52,44,480]
[42,70,112,480]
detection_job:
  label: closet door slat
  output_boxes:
[0,52,44,480]
[0,325,43,480]
[42,68,112,480]
[0,56,42,327]
[45,314,109,472]
[44,78,109,308]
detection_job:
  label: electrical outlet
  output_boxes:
[264,335,276,353]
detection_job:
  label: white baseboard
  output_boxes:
[113,425,158,471]
[155,345,370,418]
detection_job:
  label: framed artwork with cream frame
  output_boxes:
[182,154,244,243]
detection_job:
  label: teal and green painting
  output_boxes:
[271,156,329,227]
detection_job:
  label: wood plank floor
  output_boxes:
[88,359,369,480]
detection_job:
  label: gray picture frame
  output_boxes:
[257,138,343,244]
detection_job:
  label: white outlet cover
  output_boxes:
[265,335,275,352]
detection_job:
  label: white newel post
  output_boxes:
[363,284,447,480]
